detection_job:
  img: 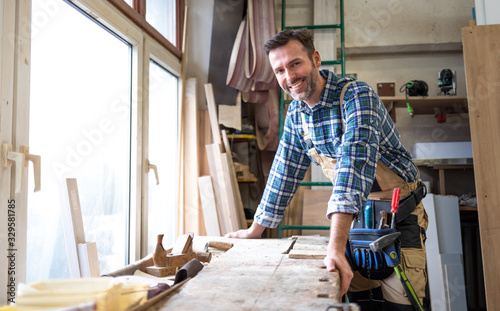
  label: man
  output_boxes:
[226,28,428,310]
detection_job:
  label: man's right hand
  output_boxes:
[225,221,266,239]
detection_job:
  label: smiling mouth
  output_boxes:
[288,78,305,91]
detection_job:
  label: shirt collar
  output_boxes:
[298,70,338,114]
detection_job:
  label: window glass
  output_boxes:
[147,60,179,253]
[146,0,176,44]
[28,0,132,281]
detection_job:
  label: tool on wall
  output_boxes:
[399,80,428,117]
[438,69,456,96]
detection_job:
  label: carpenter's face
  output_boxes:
[268,40,321,106]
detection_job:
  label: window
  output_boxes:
[146,0,177,45]
[28,0,133,281]
[108,0,184,57]
[146,60,179,253]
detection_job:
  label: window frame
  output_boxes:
[107,0,184,59]
[0,1,183,302]
[141,36,181,257]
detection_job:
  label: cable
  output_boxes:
[399,80,428,117]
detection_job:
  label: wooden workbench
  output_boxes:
[147,236,341,310]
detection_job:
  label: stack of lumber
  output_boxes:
[198,84,247,236]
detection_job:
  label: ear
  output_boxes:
[313,50,321,67]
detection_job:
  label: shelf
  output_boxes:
[414,158,473,167]
[381,96,468,115]
[459,205,477,212]
[237,178,258,183]
[225,134,256,141]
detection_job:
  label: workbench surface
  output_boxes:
[147,236,340,311]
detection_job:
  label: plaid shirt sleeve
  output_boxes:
[253,106,311,228]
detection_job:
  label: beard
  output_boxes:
[284,63,318,102]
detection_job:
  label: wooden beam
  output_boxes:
[198,176,221,236]
[462,24,500,310]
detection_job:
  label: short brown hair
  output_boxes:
[264,28,315,61]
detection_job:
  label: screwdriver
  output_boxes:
[391,188,401,229]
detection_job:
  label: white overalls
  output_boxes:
[300,81,428,306]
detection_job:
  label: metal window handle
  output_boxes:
[146,159,159,185]
[19,145,41,192]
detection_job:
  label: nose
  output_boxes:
[284,69,295,84]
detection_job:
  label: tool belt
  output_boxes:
[345,228,401,280]
[351,182,426,230]
[345,182,426,280]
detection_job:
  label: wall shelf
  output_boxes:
[381,96,468,116]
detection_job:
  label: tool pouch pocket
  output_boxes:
[352,183,427,230]
[345,228,401,280]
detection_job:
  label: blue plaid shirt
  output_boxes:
[254,70,418,228]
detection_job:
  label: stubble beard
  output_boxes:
[285,64,318,103]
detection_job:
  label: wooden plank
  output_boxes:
[218,91,242,131]
[62,178,86,278]
[302,190,331,236]
[462,24,500,311]
[288,249,327,259]
[205,83,242,233]
[205,143,234,235]
[198,176,221,236]
[252,258,340,309]
[178,77,202,235]
[218,150,243,232]
[289,235,329,259]
[205,83,222,145]
[77,242,101,278]
[222,130,247,230]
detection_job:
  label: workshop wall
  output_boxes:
[186,0,474,159]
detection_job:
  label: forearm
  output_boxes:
[327,212,354,255]
[325,212,355,295]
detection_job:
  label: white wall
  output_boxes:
[345,0,474,48]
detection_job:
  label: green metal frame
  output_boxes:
[277,0,346,238]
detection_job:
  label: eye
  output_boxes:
[275,69,284,75]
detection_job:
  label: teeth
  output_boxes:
[290,80,303,89]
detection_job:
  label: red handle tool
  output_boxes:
[390,188,401,228]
